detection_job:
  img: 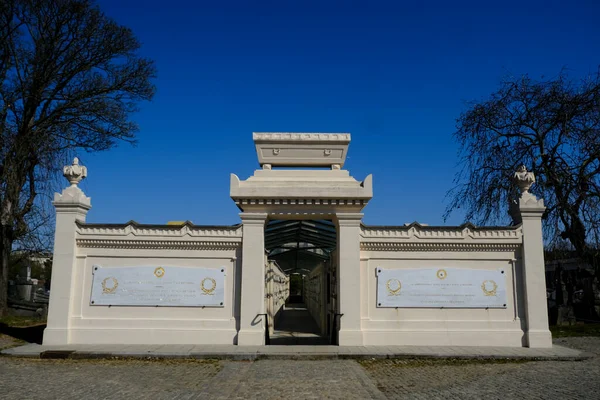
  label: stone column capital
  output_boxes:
[518,197,546,216]
[335,213,363,227]
[239,212,268,224]
[53,186,91,209]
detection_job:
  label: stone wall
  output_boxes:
[44,219,242,345]
[303,261,327,335]
[358,223,531,347]
[44,157,551,348]
[265,260,289,334]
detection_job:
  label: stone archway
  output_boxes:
[264,219,335,345]
[230,133,372,346]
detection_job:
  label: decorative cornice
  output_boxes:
[76,239,241,250]
[360,222,522,240]
[360,242,521,252]
[360,223,522,252]
[76,221,242,238]
[234,198,368,206]
[253,132,350,142]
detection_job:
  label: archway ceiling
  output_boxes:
[265,219,336,252]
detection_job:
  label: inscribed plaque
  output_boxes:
[377,267,507,308]
[90,265,225,307]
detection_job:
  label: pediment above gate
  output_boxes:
[230,169,372,213]
[231,133,373,214]
[253,132,350,168]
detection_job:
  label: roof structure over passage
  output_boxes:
[265,220,337,255]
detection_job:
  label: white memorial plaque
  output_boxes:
[377,267,507,308]
[90,265,226,307]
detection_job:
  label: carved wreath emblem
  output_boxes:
[436,269,447,280]
[201,277,217,295]
[101,277,118,294]
[386,279,402,296]
[481,280,498,296]
[154,267,165,278]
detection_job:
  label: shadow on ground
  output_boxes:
[270,304,330,345]
[0,323,45,344]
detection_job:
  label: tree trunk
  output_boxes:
[555,264,564,306]
[0,225,11,317]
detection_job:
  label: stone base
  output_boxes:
[525,329,553,348]
[237,329,265,346]
[338,329,364,346]
[362,330,526,347]
[42,328,70,346]
[45,327,237,345]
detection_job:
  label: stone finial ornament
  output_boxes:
[514,165,535,196]
[63,157,87,186]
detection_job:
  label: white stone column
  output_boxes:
[514,166,552,348]
[237,212,268,345]
[336,212,364,346]
[43,159,90,345]
[519,197,552,348]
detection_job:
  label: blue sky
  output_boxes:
[78,0,600,226]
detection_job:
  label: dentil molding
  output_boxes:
[76,239,241,251]
[76,221,242,238]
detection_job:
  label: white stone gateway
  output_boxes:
[43,134,552,348]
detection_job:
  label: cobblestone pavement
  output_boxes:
[0,358,383,400]
[0,337,598,399]
[361,337,600,400]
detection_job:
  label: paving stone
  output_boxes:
[360,337,600,400]
[0,337,597,399]
[0,358,222,400]
[1,342,40,355]
[2,341,586,360]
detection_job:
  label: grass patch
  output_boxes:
[0,334,25,351]
[359,358,529,369]
[0,315,46,328]
[551,323,600,338]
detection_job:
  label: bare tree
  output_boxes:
[0,0,156,315]
[445,70,600,273]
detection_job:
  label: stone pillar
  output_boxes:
[43,158,90,345]
[514,166,552,348]
[335,213,364,346]
[237,212,268,345]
